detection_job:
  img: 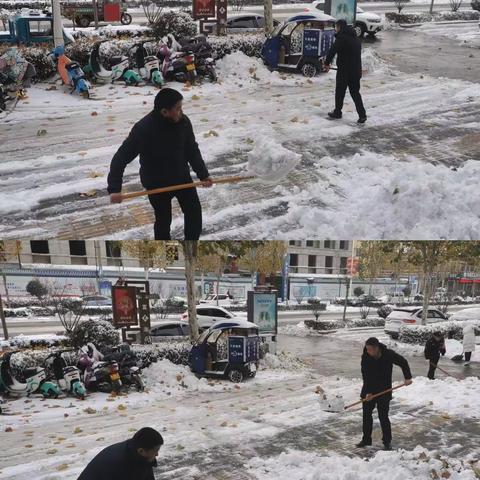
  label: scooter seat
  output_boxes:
[24,367,42,378]
[111,56,123,65]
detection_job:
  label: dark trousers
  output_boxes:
[428,355,440,379]
[465,352,472,362]
[362,396,391,445]
[335,75,366,118]
[148,188,202,240]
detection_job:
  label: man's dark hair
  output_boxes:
[154,88,183,111]
[365,337,380,347]
[335,19,348,30]
[433,331,442,337]
[132,427,164,449]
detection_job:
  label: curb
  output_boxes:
[398,19,479,27]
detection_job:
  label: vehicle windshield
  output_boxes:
[196,329,210,344]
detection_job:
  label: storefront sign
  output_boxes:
[325,0,357,24]
[193,0,215,19]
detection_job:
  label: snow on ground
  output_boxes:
[245,447,478,480]
[1,49,480,238]
[417,22,480,48]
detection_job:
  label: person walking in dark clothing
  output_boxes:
[107,88,213,240]
[357,337,413,451]
[324,19,367,123]
[424,331,446,380]
[77,427,163,480]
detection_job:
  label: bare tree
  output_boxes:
[181,241,200,341]
[293,288,305,305]
[141,0,165,24]
[394,0,409,12]
[50,285,87,336]
[231,0,247,12]
[449,0,462,11]
[360,304,370,320]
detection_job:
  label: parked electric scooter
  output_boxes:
[78,344,122,393]
[104,344,145,392]
[157,42,197,84]
[84,40,141,86]
[0,352,60,398]
[50,45,91,97]
[130,40,164,87]
[179,35,217,82]
[44,350,87,399]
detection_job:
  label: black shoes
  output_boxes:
[356,440,372,448]
[383,443,392,451]
[328,110,342,119]
[357,116,367,124]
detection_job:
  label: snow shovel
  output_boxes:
[318,383,408,413]
[430,362,461,380]
[120,175,255,201]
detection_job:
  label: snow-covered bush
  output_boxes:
[386,10,479,23]
[26,278,49,301]
[473,0,480,10]
[7,335,69,349]
[398,321,480,344]
[69,318,119,351]
[3,307,30,317]
[377,305,393,319]
[304,319,344,331]
[209,34,263,59]
[133,341,191,366]
[150,11,197,39]
[347,317,385,328]
[19,46,55,80]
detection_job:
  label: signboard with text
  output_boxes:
[325,0,357,25]
[247,290,278,335]
[193,0,215,19]
[112,286,138,328]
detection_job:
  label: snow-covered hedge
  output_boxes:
[3,307,30,317]
[304,319,343,331]
[398,322,480,345]
[150,10,197,39]
[68,318,120,350]
[132,341,191,366]
[377,305,393,319]
[209,34,263,59]
[386,10,480,23]
[304,317,385,331]
[348,317,386,328]
[473,0,480,11]
[5,334,69,349]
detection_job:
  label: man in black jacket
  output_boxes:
[357,337,413,450]
[424,331,446,380]
[77,427,163,480]
[107,88,213,240]
[324,19,367,123]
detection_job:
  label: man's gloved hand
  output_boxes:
[365,393,373,401]
[405,378,413,386]
[110,193,123,204]
[201,177,213,188]
[323,64,331,73]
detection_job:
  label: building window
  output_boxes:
[290,253,298,273]
[30,240,50,264]
[308,255,316,274]
[325,256,333,274]
[306,241,314,247]
[324,240,336,249]
[340,240,349,250]
[340,257,348,274]
[69,240,87,265]
[106,241,122,267]
[289,240,301,246]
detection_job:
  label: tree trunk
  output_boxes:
[421,270,432,325]
[342,277,350,324]
[1,271,10,307]
[183,241,199,341]
[429,0,435,14]
[93,0,99,29]
[216,272,220,306]
[0,292,8,340]
[264,0,274,35]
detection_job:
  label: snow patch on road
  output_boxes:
[246,446,478,479]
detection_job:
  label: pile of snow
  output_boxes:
[279,321,324,337]
[247,137,302,182]
[246,447,478,479]
[395,376,480,419]
[260,352,308,371]
[361,48,391,75]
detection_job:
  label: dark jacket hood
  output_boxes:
[338,25,357,37]
[362,342,387,359]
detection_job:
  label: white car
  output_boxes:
[199,294,239,307]
[308,2,383,37]
[449,307,480,323]
[125,320,191,343]
[203,13,280,34]
[384,308,449,338]
[182,305,247,330]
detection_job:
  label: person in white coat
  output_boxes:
[462,324,476,366]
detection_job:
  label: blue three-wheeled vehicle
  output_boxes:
[261,13,336,77]
[189,320,260,383]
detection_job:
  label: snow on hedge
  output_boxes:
[246,446,478,480]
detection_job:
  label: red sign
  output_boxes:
[459,278,480,284]
[193,0,215,19]
[112,286,138,328]
[346,257,360,276]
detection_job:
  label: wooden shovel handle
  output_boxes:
[430,362,460,380]
[344,382,407,410]
[120,175,255,201]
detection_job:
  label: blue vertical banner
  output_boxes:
[303,29,321,56]
[281,254,290,302]
[320,30,335,56]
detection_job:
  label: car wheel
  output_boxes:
[121,12,132,25]
[301,62,317,78]
[78,16,91,28]
[228,369,244,383]
[354,23,366,38]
